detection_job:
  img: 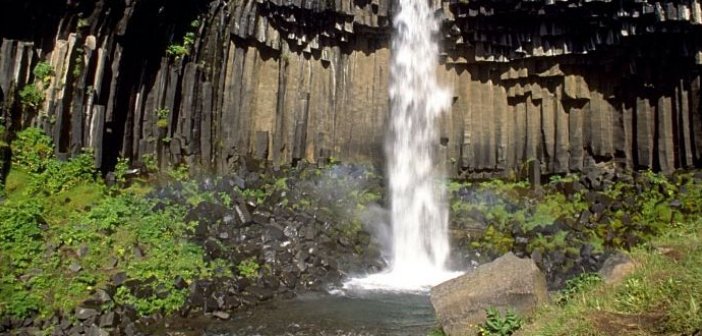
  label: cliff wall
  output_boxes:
[1,0,702,176]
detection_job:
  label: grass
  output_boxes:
[521,217,702,335]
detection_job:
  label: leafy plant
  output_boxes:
[166,20,199,58]
[237,258,260,280]
[114,157,130,185]
[479,307,523,336]
[32,61,54,82]
[19,84,44,109]
[155,108,170,129]
[11,128,54,172]
[141,154,158,172]
[167,163,189,182]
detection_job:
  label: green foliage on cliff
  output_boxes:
[19,84,44,109]
[0,128,224,318]
[166,20,199,58]
[18,61,54,111]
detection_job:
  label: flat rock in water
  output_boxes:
[430,252,548,336]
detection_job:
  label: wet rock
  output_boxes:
[430,253,548,336]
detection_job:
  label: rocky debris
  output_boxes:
[430,253,549,336]
[599,252,637,284]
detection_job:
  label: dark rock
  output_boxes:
[67,325,84,335]
[132,246,144,258]
[245,286,274,301]
[112,272,127,286]
[104,257,118,269]
[75,307,99,320]
[212,311,230,320]
[174,275,188,290]
[82,289,112,308]
[123,323,137,336]
[77,245,89,258]
[98,312,116,328]
[85,324,109,336]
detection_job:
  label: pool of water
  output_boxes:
[176,291,437,336]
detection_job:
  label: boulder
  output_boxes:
[430,253,548,336]
[599,252,636,284]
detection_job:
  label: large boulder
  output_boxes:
[430,253,548,336]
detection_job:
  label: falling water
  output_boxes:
[344,0,460,291]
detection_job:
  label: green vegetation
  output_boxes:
[32,61,54,82]
[167,163,189,182]
[522,216,702,335]
[19,84,44,108]
[479,308,523,336]
[114,157,130,186]
[0,128,227,318]
[427,328,447,336]
[451,169,698,259]
[155,107,170,129]
[166,20,200,58]
[554,272,603,305]
[19,61,55,111]
[141,153,158,172]
[236,258,260,280]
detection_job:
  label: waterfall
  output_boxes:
[344,0,460,291]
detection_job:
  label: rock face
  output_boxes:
[430,252,548,336]
[2,0,702,176]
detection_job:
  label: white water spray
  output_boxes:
[344,0,460,291]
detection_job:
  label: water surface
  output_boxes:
[197,292,437,336]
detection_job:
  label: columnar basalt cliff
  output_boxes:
[1,0,702,176]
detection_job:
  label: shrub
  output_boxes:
[11,127,54,172]
[19,84,44,109]
[114,157,130,185]
[141,154,158,172]
[32,61,54,82]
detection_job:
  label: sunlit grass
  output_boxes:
[522,218,702,335]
